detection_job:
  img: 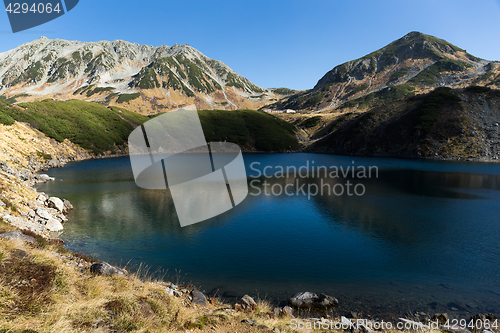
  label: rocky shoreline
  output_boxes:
[0,150,90,236]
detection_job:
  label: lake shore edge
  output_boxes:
[0,121,497,332]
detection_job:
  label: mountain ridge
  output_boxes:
[275,31,500,112]
[0,37,277,113]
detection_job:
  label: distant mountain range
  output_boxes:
[0,37,286,113]
[274,31,500,112]
[1,32,499,117]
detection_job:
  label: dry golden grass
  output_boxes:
[0,231,302,333]
[0,219,445,333]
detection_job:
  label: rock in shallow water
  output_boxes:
[63,199,74,212]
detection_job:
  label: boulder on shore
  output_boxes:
[191,289,207,306]
[48,197,64,213]
[36,207,52,220]
[288,291,338,310]
[234,295,257,312]
[90,262,127,276]
[45,218,64,232]
[0,230,37,243]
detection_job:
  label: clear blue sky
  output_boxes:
[1,0,500,90]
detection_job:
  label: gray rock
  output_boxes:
[275,306,293,317]
[0,200,5,207]
[28,210,36,218]
[234,295,257,312]
[47,197,64,213]
[63,199,74,212]
[45,218,63,232]
[288,291,338,310]
[37,193,48,202]
[36,207,52,220]
[470,313,498,322]
[191,289,207,306]
[0,230,37,243]
[241,319,258,326]
[35,174,54,183]
[433,313,449,325]
[56,214,68,222]
[10,248,33,260]
[90,262,127,276]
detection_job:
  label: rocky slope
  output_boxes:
[0,37,278,113]
[0,120,91,236]
[306,86,500,161]
[276,32,500,112]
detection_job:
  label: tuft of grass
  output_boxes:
[116,93,141,104]
[466,85,491,93]
[36,151,52,161]
[301,116,321,128]
[1,198,17,212]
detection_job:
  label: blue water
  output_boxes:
[36,154,500,317]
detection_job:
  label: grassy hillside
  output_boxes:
[0,100,298,154]
[198,109,298,151]
[0,100,150,155]
[309,86,496,159]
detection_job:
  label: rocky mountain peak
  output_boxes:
[275,32,497,113]
[0,37,273,113]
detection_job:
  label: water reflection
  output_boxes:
[36,154,500,318]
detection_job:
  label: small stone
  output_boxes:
[281,306,293,317]
[241,319,258,326]
[37,193,48,202]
